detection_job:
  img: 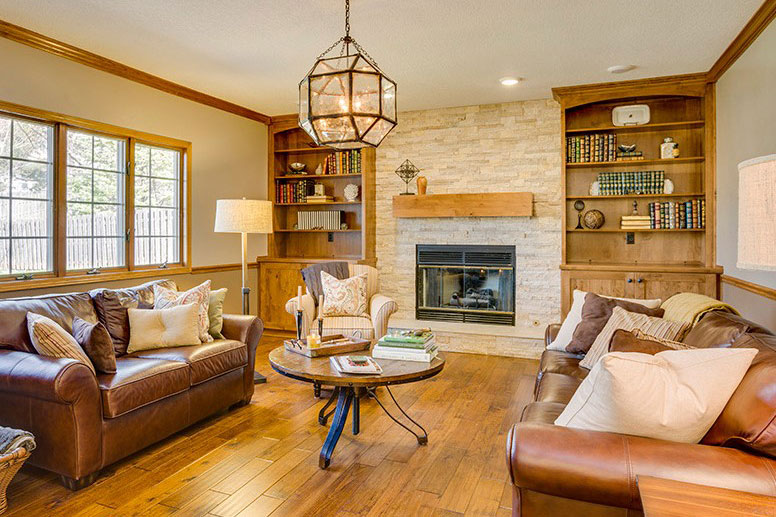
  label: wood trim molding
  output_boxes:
[191,262,259,275]
[0,266,192,294]
[552,73,709,108]
[721,274,776,301]
[707,0,776,82]
[0,19,271,125]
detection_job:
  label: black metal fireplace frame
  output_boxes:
[415,244,516,326]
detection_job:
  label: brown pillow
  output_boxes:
[609,329,693,355]
[567,292,664,354]
[682,311,774,349]
[72,317,117,373]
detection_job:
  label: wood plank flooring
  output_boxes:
[4,336,538,517]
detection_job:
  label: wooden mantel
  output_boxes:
[392,192,533,218]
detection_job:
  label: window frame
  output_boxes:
[0,100,191,292]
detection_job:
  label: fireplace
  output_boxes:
[416,245,515,326]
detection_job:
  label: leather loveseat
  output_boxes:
[0,280,263,490]
[507,310,776,516]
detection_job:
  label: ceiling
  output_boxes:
[0,1,762,117]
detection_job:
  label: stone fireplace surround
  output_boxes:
[374,99,562,359]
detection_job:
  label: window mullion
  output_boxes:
[127,138,135,270]
[55,124,68,277]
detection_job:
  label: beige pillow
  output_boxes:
[555,347,758,443]
[154,280,213,343]
[27,313,96,374]
[208,288,228,339]
[127,304,201,353]
[320,271,368,317]
[580,306,689,369]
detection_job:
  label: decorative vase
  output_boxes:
[417,176,427,195]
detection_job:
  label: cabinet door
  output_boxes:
[561,270,635,317]
[632,272,717,301]
[258,262,305,331]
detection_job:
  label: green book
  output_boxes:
[382,331,433,344]
[377,338,432,350]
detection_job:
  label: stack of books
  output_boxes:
[648,200,706,229]
[616,151,644,161]
[330,355,382,375]
[596,171,665,195]
[566,134,617,163]
[372,328,438,362]
[620,215,652,230]
[306,195,334,204]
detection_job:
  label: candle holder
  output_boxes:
[295,310,304,340]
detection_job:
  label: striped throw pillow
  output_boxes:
[580,307,689,369]
[27,313,96,374]
[632,329,694,350]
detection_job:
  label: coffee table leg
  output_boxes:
[319,387,353,469]
[368,386,428,445]
[318,387,340,426]
[352,393,360,435]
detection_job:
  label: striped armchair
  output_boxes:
[284,264,397,341]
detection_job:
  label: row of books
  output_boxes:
[373,328,438,363]
[567,134,617,163]
[276,180,311,204]
[297,210,342,230]
[616,151,645,161]
[596,171,665,196]
[647,200,706,229]
[323,150,362,175]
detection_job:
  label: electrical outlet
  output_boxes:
[328,232,334,242]
[626,232,635,244]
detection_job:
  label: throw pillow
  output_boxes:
[580,307,689,369]
[320,271,368,317]
[567,293,664,354]
[208,288,228,339]
[609,329,694,355]
[26,313,96,375]
[71,317,117,373]
[547,290,661,352]
[126,304,201,353]
[154,280,212,343]
[555,347,758,443]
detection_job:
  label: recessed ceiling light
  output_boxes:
[607,65,636,74]
[500,77,520,86]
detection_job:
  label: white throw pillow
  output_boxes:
[127,304,201,353]
[547,290,662,351]
[555,347,758,443]
[154,280,213,343]
[320,271,368,317]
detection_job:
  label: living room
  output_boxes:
[0,1,774,516]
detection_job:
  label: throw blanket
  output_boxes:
[0,426,36,455]
[661,293,740,327]
[301,261,349,306]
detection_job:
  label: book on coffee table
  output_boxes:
[330,355,383,375]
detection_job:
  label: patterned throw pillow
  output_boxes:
[320,271,368,317]
[580,306,689,369]
[27,313,96,375]
[154,280,213,343]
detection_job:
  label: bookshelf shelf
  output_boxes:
[275,173,362,180]
[566,157,704,168]
[275,201,362,206]
[567,193,704,200]
[275,229,361,233]
[566,228,705,233]
[566,120,704,134]
[274,147,327,154]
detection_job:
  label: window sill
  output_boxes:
[0,266,192,293]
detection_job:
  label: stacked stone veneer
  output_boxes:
[374,99,562,359]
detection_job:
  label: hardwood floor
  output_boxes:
[4,337,538,517]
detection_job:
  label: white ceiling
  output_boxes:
[0,1,762,117]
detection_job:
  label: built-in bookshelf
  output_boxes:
[552,74,721,315]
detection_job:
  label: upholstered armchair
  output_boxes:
[284,264,397,340]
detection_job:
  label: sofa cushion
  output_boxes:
[129,340,247,385]
[702,332,776,459]
[90,279,176,356]
[0,292,98,353]
[521,402,566,424]
[98,357,189,418]
[535,373,582,405]
[539,350,588,380]
[682,311,773,349]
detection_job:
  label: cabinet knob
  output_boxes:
[627,278,633,283]
[637,278,643,283]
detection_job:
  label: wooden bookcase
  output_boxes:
[258,114,376,330]
[553,75,721,316]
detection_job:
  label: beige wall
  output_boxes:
[0,38,268,313]
[715,19,776,324]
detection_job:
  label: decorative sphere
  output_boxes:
[583,209,605,229]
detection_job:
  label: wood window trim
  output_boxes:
[0,99,192,292]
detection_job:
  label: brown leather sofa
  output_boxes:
[507,311,776,516]
[0,281,263,490]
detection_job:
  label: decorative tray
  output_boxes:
[284,334,371,357]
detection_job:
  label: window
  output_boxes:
[0,114,55,275]
[134,143,181,266]
[66,130,127,271]
[0,103,190,288]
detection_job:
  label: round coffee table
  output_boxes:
[269,346,445,469]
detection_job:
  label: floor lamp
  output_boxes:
[737,154,776,271]
[214,198,273,384]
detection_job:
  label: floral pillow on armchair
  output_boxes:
[320,271,368,317]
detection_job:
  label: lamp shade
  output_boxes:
[214,199,273,234]
[737,154,776,271]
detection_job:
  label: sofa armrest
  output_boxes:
[545,324,561,347]
[370,294,397,339]
[221,314,264,402]
[0,350,97,403]
[507,423,776,510]
[284,294,315,337]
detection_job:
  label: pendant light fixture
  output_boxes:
[299,0,397,149]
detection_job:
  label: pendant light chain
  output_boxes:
[345,0,350,38]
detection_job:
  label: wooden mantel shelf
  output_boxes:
[392,192,533,218]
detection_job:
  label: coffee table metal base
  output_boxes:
[317,386,428,469]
